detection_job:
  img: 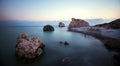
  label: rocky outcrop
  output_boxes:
[43,25,54,31]
[59,41,69,45]
[68,18,89,30]
[59,22,65,27]
[95,18,120,29]
[16,32,45,59]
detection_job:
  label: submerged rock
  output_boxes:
[62,57,71,63]
[59,41,63,44]
[43,25,54,31]
[59,22,65,27]
[64,41,69,45]
[16,32,45,59]
[68,18,89,30]
[59,41,69,45]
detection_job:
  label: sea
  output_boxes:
[0,19,117,66]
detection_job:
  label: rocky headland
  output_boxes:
[68,18,120,64]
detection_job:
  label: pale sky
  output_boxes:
[0,0,120,21]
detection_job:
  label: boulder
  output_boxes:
[43,25,54,31]
[64,41,69,45]
[16,32,45,59]
[68,18,89,30]
[59,22,65,27]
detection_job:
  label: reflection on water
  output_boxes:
[0,26,115,66]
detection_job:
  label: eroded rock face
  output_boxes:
[43,25,54,31]
[59,22,65,27]
[16,32,45,59]
[68,18,89,30]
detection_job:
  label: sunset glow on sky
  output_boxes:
[0,0,120,21]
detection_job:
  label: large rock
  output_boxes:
[68,18,89,30]
[59,22,65,27]
[43,25,54,31]
[95,18,120,29]
[16,32,45,59]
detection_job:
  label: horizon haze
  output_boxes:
[0,0,120,21]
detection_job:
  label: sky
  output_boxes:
[0,0,120,21]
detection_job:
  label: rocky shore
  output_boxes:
[68,28,120,65]
[68,18,120,65]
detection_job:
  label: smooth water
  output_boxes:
[0,26,115,66]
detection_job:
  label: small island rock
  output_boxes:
[43,25,54,31]
[59,22,65,27]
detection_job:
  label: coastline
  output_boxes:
[68,27,120,64]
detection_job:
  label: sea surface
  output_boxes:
[0,26,116,66]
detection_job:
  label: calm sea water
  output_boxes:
[0,26,116,66]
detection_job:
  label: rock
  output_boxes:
[59,41,62,43]
[95,18,120,29]
[43,25,54,31]
[59,41,69,45]
[103,39,120,52]
[68,18,89,30]
[16,32,45,59]
[62,57,71,63]
[114,53,120,62]
[59,22,65,27]
[64,41,69,45]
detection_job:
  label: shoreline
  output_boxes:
[68,28,120,51]
[69,28,119,39]
[68,28,120,64]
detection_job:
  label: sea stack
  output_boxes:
[68,18,89,30]
[43,25,54,31]
[59,22,65,27]
[16,32,45,59]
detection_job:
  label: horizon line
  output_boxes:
[0,18,119,22]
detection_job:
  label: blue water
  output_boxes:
[0,19,115,27]
[0,26,115,66]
